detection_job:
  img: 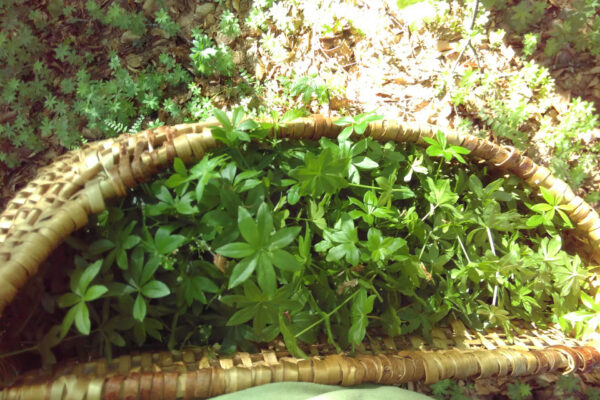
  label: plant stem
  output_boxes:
[451,0,481,74]
[457,236,471,264]
[294,290,360,338]
[435,160,443,179]
[0,330,98,359]
[487,227,501,307]
[421,204,437,221]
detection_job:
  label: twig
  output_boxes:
[451,0,481,74]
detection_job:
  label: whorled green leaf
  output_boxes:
[270,249,302,272]
[217,242,255,258]
[141,280,170,299]
[133,294,147,322]
[348,288,375,345]
[229,255,259,289]
[290,147,349,197]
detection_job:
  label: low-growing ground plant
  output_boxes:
[219,10,242,39]
[440,60,599,189]
[482,0,600,58]
[0,0,243,169]
[190,28,236,77]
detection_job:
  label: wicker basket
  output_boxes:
[1,115,600,399]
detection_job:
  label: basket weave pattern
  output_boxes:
[1,116,600,398]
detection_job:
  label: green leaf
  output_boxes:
[354,121,368,135]
[450,145,470,154]
[78,260,103,294]
[256,203,274,245]
[546,236,562,259]
[173,157,187,176]
[279,313,308,358]
[141,280,170,298]
[116,249,129,270]
[140,256,161,286]
[507,382,531,400]
[58,293,80,308]
[532,203,553,213]
[553,256,587,297]
[213,108,232,129]
[435,130,447,148]
[338,126,354,141]
[281,108,306,123]
[238,206,259,247]
[333,116,355,126]
[426,145,443,157]
[84,285,108,302]
[270,249,302,272]
[130,246,145,282]
[192,276,219,293]
[60,306,77,338]
[290,147,348,197]
[74,302,91,335]
[353,156,378,169]
[133,294,147,322]
[256,254,276,296]
[557,209,573,227]
[526,214,545,227]
[348,288,375,345]
[88,239,115,254]
[468,175,483,196]
[229,255,258,289]
[154,227,187,254]
[422,137,438,146]
[269,227,301,249]
[217,242,255,258]
[122,235,141,250]
[37,325,62,366]
[287,184,300,205]
[227,305,259,326]
[232,107,244,128]
[540,186,556,205]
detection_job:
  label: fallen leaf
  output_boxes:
[436,40,452,52]
[585,66,600,75]
[121,31,141,44]
[255,61,266,81]
[126,54,142,69]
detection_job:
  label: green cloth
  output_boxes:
[211,382,434,400]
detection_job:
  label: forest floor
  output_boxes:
[1,0,600,208]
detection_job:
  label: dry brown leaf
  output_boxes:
[213,254,229,273]
[125,54,142,69]
[254,60,265,80]
[535,373,559,386]
[436,40,452,52]
[120,31,141,44]
[474,379,499,396]
[585,66,600,75]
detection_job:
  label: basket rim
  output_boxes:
[1,116,600,396]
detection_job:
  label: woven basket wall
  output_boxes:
[1,115,600,399]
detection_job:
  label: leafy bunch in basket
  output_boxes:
[43,109,594,363]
